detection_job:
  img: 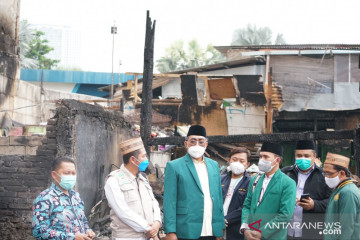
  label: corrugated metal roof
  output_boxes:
[169,56,264,74]
[215,44,360,55]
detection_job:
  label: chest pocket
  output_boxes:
[120,183,138,203]
[144,183,155,200]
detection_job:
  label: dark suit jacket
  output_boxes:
[221,171,251,240]
[282,164,332,239]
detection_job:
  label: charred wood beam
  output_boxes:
[148,130,356,146]
[354,127,360,176]
[140,10,156,158]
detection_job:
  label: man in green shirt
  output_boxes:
[240,142,297,240]
[323,152,360,240]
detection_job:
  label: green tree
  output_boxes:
[19,20,38,68]
[156,40,225,73]
[231,24,286,45]
[25,31,60,69]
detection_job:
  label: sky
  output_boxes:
[20,0,360,73]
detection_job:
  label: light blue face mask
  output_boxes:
[135,158,149,172]
[296,158,312,171]
[55,172,76,190]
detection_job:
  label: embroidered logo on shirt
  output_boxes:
[249,219,262,232]
[334,193,339,201]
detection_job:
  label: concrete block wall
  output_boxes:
[0,135,43,155]
[0,99,134,239]
[0,119,57,240]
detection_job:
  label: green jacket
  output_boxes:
[163,153,226,239]
[324,180,360,240]
[242,169,296,240]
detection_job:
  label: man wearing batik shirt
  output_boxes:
[32,157,95,240]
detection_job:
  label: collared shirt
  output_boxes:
[193,158,213,236]
[257,172,275,206]
[223,176,243,216]
[288,165,314,237]
[241,172,276,231]
[32,183,91,240]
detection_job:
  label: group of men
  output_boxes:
[32,125,360,240]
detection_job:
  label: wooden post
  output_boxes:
[354,126,360,176]
[134,74,139,104]
[265,55,273,133]
[140,10,156,158]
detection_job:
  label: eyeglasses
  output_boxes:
[187,138,207,147]
[322,171,339,177]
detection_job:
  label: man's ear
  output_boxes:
[51,171,58,181]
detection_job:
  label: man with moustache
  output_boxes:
[164,125,225,240]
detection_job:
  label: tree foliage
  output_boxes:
[25,31,60,69]
[231,24,286,45]
[156,40,225,73]
[19,20,38,68]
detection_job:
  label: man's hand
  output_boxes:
[252,230,262,240]
[225,218,228,227]
[244,230,261,240]
[75,232,91,240]
[147,221,161,238]
[244,230,254,240]
[86,230,96,239]
[298,197,315,211]
[165,232,178,240]
[215,237,223,240]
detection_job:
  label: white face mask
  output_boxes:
[188,145,205,159]
[229,162,245,175]
[258,158,277,173]
[325,173,340,189]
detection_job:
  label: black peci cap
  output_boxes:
[187,125,207,137]
[260,142,283,157]
[296,140,316,150]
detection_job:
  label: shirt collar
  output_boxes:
[265,172,275,180]
[192,157,205,164]
[50,182,74,197]
[296,163,315,176]
[121,164,137,181]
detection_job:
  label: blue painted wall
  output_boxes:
[20,69,138,84]
[20,69,141,98]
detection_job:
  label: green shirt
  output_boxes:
[324,180,360,240]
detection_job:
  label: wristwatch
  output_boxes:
[240,226,250,234]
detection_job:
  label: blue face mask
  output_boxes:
[55,172,76,190]
[296,158,312,171]
[135,158,149,172]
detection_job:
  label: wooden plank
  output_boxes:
[199,109,228,136]
[203,76,211,105]
[208,78,237,99]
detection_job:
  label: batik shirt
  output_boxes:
[32,183,91,240]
